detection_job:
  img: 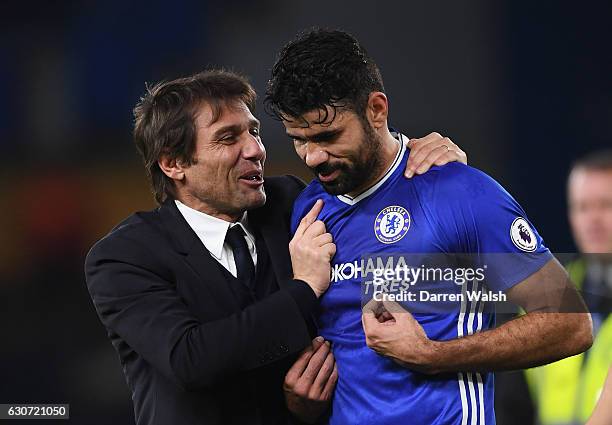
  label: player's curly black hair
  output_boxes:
[265,28,384,124]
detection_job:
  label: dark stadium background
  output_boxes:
[1,1,610,423]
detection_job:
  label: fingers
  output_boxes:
[284,344,316,387]
[311,349,335,397]
[362,299,382,314]
[299,341,331,387]
[406,133,464,177]
[320,363,338,400]
[321,242,336,260]
[294,199,324,238]
[311,335,325,352]
[285,336,327,387]
[303,220,327,239]
[378,310,395,323]
[455,147,468,165]
[436,138,467,165]
[363,315,382,352]
[413,145,455,175]
[362,299,387,327]
[361,306,380,334]
[313,232,334,247]
[406,132,442,177]
[287,338,337,403]
[431,150,465,167]
[408,134,450,176]
[406,132,442,151]
[382,300,411,322]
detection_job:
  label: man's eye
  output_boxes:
[250,128,260,137]
[219,135,236,143]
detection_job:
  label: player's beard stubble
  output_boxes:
[311,121,385,196]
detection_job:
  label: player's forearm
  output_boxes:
[422,312,592,374]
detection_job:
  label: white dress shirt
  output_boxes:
[175,200,257,278]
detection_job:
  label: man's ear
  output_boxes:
[366,92,389,129]
[158,154,186,182]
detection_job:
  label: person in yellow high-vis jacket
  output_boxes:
[587,366,612,425]
[526,259,612,424]
[525,150,612,425]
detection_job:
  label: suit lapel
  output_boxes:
[158,185,296,297]
[249,205,294,290]
[158,200,241,311]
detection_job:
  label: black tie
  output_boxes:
[225,225,256,289]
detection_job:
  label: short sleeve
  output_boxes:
[423,163,553,292]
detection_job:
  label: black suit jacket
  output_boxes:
[85,175,317,425]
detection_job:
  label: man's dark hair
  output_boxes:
[265,28,384,124]
[133,70,256,204]
[571,149,612,173]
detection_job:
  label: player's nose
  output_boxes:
[304,145,328,168]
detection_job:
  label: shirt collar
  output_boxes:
[174,200,253,260]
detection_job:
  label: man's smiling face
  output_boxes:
[179,99,267,220]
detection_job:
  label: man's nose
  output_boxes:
[305,144,329,168]
[242,134,266,162]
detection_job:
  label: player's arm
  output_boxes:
[363,165,592,374]
[426,256,593,372]
[404,132,467,178]
[363,257,592,374]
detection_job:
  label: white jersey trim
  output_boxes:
[457,279,486,425]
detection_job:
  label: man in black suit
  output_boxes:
[85,70,466,425]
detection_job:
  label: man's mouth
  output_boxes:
[318,169,341,183]
[239,170,264,186]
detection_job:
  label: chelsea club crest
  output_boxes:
[374,205,411,244]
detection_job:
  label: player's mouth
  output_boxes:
[318,169,341,183]
[238,170,264,187]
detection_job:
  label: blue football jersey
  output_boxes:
[290,133,552,425]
